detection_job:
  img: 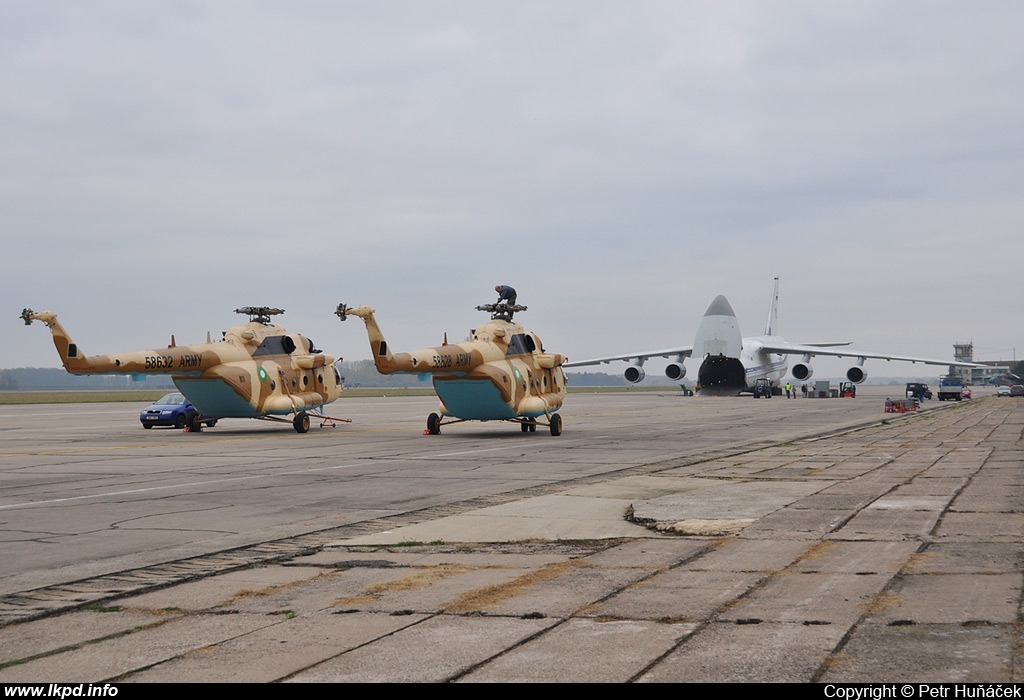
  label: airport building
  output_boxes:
[949,342,1013,384]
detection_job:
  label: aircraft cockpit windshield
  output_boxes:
[505,333,537,356]
[253,335,297,356]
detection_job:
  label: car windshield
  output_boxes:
[156,393,187,406]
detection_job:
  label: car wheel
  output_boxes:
[142,422,153,429]
[175,414,187,429]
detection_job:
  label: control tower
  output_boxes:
[952,342,974,381]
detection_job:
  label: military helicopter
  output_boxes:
[21,306,347,433]
[335,300,567,435]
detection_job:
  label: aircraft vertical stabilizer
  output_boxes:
[764,275,780,336]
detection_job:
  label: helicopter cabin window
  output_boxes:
[505,333,536,356]
[253,335,297,356]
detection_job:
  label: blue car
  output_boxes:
[140,392,217,429]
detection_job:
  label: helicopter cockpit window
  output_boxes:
[306,337,319,353]
[505,333,537,356]
[253,335,297,356]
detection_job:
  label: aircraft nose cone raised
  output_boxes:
[694,294,743,362]
[704,295,736,318]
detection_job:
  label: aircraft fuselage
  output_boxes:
[342,305,566,422]
[690,295,786,395]
[694,340,787,395]
[22,310,342,419]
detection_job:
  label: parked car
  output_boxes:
[1012,385,1024,397]
[997,385,1011,397]
[905,382,932,400]
[140,392,217,429]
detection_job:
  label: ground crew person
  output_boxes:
[495,285,517,306]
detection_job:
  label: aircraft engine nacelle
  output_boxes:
[624,366,646,383]
[664,363,687,381]
[846,366,868,384]
[791,362,813,381]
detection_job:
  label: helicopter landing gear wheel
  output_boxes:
[427,412,441,435]
[549,413,562,436]
[529,418,537,432]
[293,412,310,434]
[521,421,529,433]
[187,413,203,432]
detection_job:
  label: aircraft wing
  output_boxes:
[755,340,983,368]
[564,346,693,368]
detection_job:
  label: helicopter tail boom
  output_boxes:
[22,308,222,376]
[21,309,95,374]
[337,304,406,373]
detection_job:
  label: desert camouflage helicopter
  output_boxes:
[336,300,567,435]
[21,306,347,433]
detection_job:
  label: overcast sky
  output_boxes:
[3,1,1021,380]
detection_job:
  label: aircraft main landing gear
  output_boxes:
[293,411,310,433]
[549,413,562,436]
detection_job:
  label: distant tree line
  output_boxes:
[0,368,174,390]
[338,360,434,388]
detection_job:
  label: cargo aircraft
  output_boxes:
[564,278,980,396]
[337,300,567,435]
[22,306,347,432]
